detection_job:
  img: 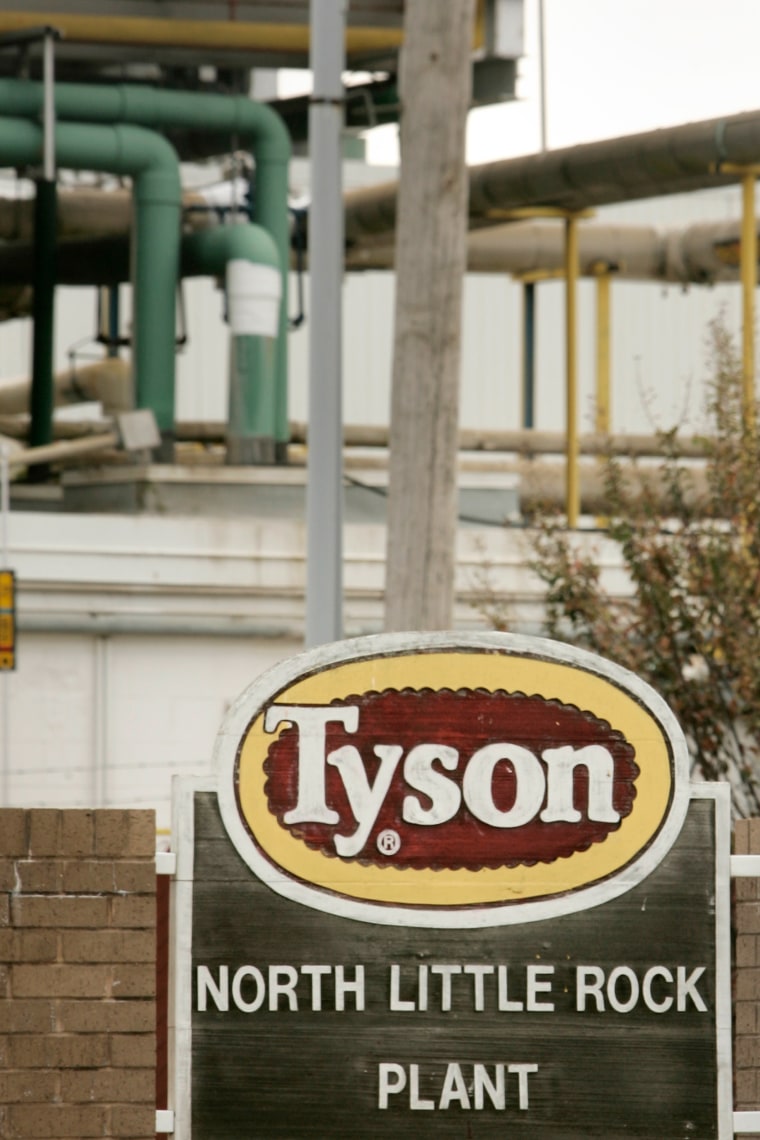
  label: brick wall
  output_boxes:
[1,805,759,1135]
[0,809,156,1140]
[735,817,760,1126]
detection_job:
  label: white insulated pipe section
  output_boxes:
[225,260,282,338]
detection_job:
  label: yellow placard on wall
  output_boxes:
[0,569,16,671]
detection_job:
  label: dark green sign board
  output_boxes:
[170,633,733,1138]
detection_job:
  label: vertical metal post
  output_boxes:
[29,28,59,458]
[741,171,756,425]
[101,285,121,357]
[522,281,536,429]
[306,0,345,647]
[537,0,548,152]
[42,31,55,182]
[595,271,611,435]
[565,214,580,527]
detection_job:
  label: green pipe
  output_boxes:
[227,335,279,465]
[183,225,281,463]
[0,116,181,447]
[0,219,284,461]
[0,79,291,454]
[30,179,57,455]
[181,224,280,288]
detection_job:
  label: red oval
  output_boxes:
[263,688,638,869]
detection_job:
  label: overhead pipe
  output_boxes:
[182,225,281,465]
[4,194,760,287]
[343,109,760,246]
[0,12,403,59]
[285,422,712,459]
[346,217,760,281]
[0,186,214,243]
[0,116,181,452]
[0,79,290,458]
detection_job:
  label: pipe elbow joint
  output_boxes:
[233,95,291,163]
[114,125,181,204]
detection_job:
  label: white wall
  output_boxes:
[3,631,298,831]
[1,508,598,828]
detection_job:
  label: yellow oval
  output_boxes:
[216,633,690,927]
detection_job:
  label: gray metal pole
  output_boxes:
[42,29,56,179]
[538,0,548,153]
[306,0,345,647]
[29,28,60,461]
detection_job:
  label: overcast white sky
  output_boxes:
[361,0,760,165]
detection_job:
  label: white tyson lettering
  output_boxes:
[264,704,620,855]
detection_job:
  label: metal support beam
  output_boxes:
[713,162,760,427]
[305,0,345,647]
[521,281,535,429]
[741,171,757,424]
[595,270,611,435]
[513,208,593,526]
[23,28,62,467]
[565,213,580,527]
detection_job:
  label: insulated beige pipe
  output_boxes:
[0,358,132,415]
[344,108,760,247]
[1,193,759,285]
[345,217,760,282]
[0,188,211,243]
[6,431,118,468]
[285,422,711,458]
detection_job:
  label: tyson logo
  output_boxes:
[216,633,690,928]
[262,689,638,868]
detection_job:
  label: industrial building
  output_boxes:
[0,2,757,827]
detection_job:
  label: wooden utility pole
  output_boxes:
[384,0,474,631]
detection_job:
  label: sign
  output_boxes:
[171,632,733,1138]
[0,569,16,670]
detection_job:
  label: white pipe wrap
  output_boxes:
[226,259,282,338]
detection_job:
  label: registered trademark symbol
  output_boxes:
[377,829,401,856]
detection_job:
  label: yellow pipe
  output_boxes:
[486,206,595,222]
[512,268,565,284]
[474,0,487,51]
[712,162,760,426]
[595,271,611,434]
[0,12,405,54]
[593,269,612,529]
[741,171,757,425]
[565,214,580,527]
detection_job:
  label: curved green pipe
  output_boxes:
[0,79,291,450]
[0,116,181,442]
[183,225,281,462]
[181,223,279,279]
